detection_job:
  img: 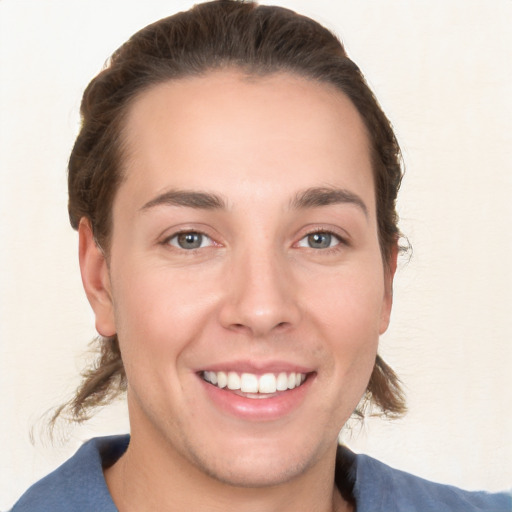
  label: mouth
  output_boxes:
[200,370,308,398]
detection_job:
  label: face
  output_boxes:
[81,70,395,487]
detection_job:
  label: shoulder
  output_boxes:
[338,447,512,512]
[10,435,129,512]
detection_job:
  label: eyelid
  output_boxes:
[168,232,213,249]
[160,227,219,250]
[297,232,341,249]
[294,226,350,247]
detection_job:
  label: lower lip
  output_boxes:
[200,375,314,422]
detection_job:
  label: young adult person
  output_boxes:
[10,1,511,511]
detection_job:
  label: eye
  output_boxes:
[297,231,341,249]
[167,232,214,250]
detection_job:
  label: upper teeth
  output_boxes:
[203,371,306,394]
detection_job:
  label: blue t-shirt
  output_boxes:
[11,435,512,511]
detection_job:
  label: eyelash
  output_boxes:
[161,227,348,254]
[162,230,216,251]
[295,228,348,252]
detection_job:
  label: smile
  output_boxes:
[201,371,307,395]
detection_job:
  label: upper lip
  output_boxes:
[197,360,315,374]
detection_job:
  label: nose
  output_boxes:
[218,246,301,337]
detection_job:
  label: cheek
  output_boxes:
[307,264,385,339]
[109,263,220,368]
[298,266,384,427]
[305,262,385,380]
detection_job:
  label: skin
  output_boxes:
[80,70,396,511]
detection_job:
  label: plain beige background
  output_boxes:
[1,0,511,508]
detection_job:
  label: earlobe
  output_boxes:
[379,242,399,334]
[78,218,116,337]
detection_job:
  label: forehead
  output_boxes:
[117,70,374,213]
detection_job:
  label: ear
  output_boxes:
[379,241,398,335]
[78,218,116,337]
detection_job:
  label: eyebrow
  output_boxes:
[140,189,227,211]
[140,186,368,216]
[290,186,368,217]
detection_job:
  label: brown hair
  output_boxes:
[62,0,406,423]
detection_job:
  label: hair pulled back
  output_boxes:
[64,0,405,423]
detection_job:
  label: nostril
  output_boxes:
[230,323,251,333]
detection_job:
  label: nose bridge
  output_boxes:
[220,234,300,336]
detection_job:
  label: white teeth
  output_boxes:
[202,370,307,394]
[227,371,241,390]
[217,371,227,388]
[276,372,288,391]
[204,371,218,385]
[258,373,277,393]
[240,373,259,393]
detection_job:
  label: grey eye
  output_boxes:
[297,232,340,249]
[168,232,212,250]
[307,232,332,249]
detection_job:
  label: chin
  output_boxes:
[194,451,311,488]
[182,432,329,488]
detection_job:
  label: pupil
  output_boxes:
[309,233,331,249]
[178,233,202,249]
